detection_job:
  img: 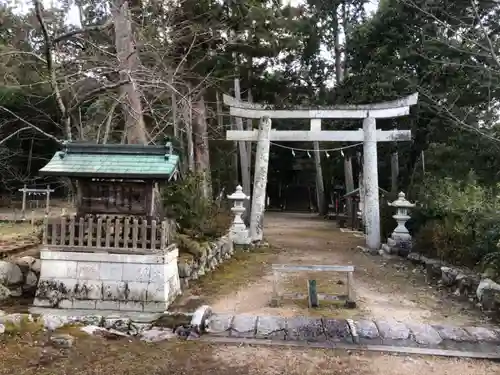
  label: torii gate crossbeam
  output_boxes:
[224,94,419,250]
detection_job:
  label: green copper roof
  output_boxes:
[39,142,180,179]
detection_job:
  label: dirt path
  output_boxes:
[200,213,500,375]
[211,213,489,327]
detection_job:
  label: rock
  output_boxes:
[198,264,206,277]
[0,313,20,325]
[375,319,410,340]
[129,322,152,336]
[24,271,38,290]
[0,324,4,334]
[0,261,23,286]
[80,325,128,339]
[191,305,212,333]
[50,333,74,348]
[406,322,442,345]
[103,318,130,333]
[381,244,392,254]
[407,253,422,264]
[96,328,129,340]
[477,278,500,311]
[9,287,22,297]
[80,325,104,335]
[354,320,380,339]
[15,256,41,273]
[425,259,442,279]
[178,262,192,278]
[481,268,497,280]
[73,315,103,326]
[40,314,69,331]
[140,328,177,342]
[0,284,11,301]
[440,266,459,286]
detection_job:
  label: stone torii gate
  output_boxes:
[224,93,419,250]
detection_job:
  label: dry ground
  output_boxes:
[0,329,498,375]
[1,212,500,374]
[176,213,491,327]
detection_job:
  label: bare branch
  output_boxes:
[52,20,113,45]
[0,106,62,144]
[33,0,72,140]
[69,79,131,111]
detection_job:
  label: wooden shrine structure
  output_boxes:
[224,94,419,250]
[38,142,180,253]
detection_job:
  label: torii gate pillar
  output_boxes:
[250,117,272,242]
[363,117,380,250]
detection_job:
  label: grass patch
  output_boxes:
[278,297,363,319]
[0,222,39,243]
[54,324,90,338]
[177,245,278,303]
[2,316,44,335]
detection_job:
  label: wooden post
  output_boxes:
[271,269,280,307]
[45,184,51,216]
[132,219,139,249]
[346,271,356,308]
[307,279,319,308]
[60,215,67,246]
[151,220,157,250]
[141,220,147,249]
[68,215,75,246]
[391,151,399,194]
[160,220,167,250]
[344,155,354,219]
[42,216,48,244]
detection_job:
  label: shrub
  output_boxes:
[412,172,500,271]
[162,173,231,241]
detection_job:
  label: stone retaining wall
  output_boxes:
[376,249,500,317]
[177,235,234,289]
[33,247,181,312]
[0,257,40,299]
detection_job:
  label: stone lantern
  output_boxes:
[387,192,415,255]
[227,185,251,245]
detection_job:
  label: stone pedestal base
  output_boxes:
[33,247,181,313]
[230,229,251,245]
[381,236,412,257]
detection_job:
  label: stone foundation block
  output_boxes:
[34,247,181,313]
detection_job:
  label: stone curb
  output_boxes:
[203,312,500,353]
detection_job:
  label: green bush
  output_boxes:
[412,172,500,272]
[162,173,231,241]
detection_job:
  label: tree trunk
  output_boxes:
[344,155,354,217]
[313,141,326,215]
[182,92,195,172]
[110,0,147,144]
[233,67,251,222]
[391,151,399,194]
[193,95,212,199]
[334,3,344,84]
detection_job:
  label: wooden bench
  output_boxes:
[271,264,356,308]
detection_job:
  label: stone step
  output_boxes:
[204,313,500,354]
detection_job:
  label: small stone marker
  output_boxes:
[271,264,356,308]
[307,279,319,308]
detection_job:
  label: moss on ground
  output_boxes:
[170,245,279,311]
[187,246,278,299]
